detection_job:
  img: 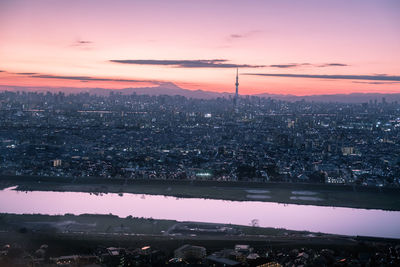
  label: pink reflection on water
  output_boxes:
[1,187,399,238]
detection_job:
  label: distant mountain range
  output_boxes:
[88,82,233,99]
[1,83,399,103]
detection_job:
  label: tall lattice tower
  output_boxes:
[234,68,239,107]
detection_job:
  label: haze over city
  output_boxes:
[1,0,399,96]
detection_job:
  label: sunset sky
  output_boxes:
[0,0,399,95]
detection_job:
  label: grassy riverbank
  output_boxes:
[0,213,388,257]
[0,213,304,237]
[1,175,400,210]
[1,213,399,266]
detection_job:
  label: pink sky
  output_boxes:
[0,0,399,95]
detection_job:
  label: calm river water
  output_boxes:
[1,186,399,238]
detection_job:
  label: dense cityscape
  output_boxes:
[2,239,399,266]
[1,1,400,266]
[1,91,399,187]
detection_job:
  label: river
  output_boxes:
[1,186,399,238]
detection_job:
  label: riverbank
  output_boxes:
[0,213,396,254]
[1,213,399,266]
[1,175,400,210]
[0,213,310,237]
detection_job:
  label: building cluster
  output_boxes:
[1,241,400,266]
[1,91,400,187]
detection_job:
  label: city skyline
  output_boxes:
[1,0,399,95]
[1,1,400,262]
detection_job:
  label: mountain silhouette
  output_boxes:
[1,84,399,103]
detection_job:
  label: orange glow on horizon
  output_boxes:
[0,0,399,96]
[1,70,399,96]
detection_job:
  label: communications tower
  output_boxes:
[234,68,239,107]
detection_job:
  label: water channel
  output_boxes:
[1,187,399,238]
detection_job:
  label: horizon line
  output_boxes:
[0,84,400,98]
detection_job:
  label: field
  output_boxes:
[1,175,400,210]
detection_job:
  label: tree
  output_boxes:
[250,219,259,227]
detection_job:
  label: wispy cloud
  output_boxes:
[2,70,166,85]
[230,34,243,39]
[318,63,348,67]
[269,63,311,68]
[77,40,92,44]
[268,63,347,68]
[352,81,400,85]
[15,72,38,75]
[110,59,347,69]
[30,74,163,84]
[110,59,265,68]
[72,40,92,45]
[245,73,400,82]
[226,31,261,42]
[70,40,94,49]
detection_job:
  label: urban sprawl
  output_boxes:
[1,91,400,187]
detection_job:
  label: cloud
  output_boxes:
[71,40,93,48]
[269,63,311,68]
[77,40,92,44]
[269,64,299,68]
[318,63,348,67]
[0,70,4,72]
[352,81,400,85]
[245,73,400,82]
[110,59,265,68]
[227,31,261,42]
[268,63,347,68]
[15,72,38,75]
[110,59,346,69]
[230,34,243,39]
[30,74,163,84]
